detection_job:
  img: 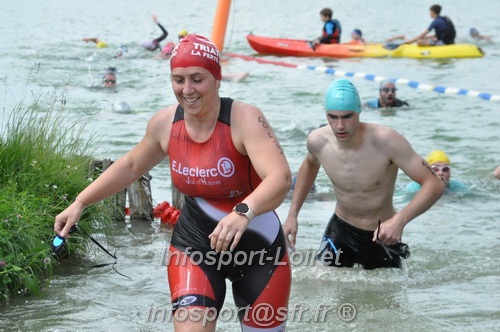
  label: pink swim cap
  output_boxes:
[161,45,173,55]
[170,34,222,80]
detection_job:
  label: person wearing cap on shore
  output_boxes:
[407,150,468,193]
[140,14,169,51]
[54,34,292,331]
[283,79,444,269]
[348,29,365,44]
[363,79,409,109]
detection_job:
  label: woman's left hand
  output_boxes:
[208,213,250,252]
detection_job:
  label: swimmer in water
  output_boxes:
[102,67,117,88]
[407,150,468,193]
[141,14,169,51]
[363,79,409,109]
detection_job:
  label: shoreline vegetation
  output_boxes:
[0,67,115,302]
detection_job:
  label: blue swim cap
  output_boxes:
[325,79,361,113]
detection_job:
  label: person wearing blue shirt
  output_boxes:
[407,150,468,193]
[404,4,455,46]
[363,79,409,109]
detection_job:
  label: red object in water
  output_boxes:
[170,209,180,225]
[154,201,180,225]
[160,206,176,224]
[153,201,170,218]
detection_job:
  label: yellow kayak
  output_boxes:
[365,43,484,58]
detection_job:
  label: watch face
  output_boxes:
[235,203,249,214]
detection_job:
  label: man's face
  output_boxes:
[379,83,396,106]
[102,74,116,88]
[326,110,360,142]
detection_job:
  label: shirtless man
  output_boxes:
[284,79,444,269]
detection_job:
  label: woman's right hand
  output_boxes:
[54,201,86,237]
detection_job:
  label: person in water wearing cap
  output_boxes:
[101,67,117,88]
[82,37,109,48]
[178,29,189,41]
[347,29,365,44]
[407,150,468,193]
[114,45,128,58]
[363,79,409,109]
[469,28,492,41]
[54,34,292,331]
[157,41,176,60]
[140,14,169,51]
[283,79,444,269]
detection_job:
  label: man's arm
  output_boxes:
[405,28,430,44]
[385,35,406,43]
[283,135,322,249]
[374,129,445,245]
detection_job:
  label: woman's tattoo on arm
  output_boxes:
[258,115,284,154]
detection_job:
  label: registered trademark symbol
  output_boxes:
[338,303,356,322]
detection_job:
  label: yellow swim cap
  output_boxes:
[96,41,109,48]
[178,30,189,37]
[426,150,451,165]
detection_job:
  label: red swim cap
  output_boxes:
[170,34,222,80]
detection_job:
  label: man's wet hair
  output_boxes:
[320,8,333,18]
[430,4,442,15]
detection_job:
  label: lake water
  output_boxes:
[1,0,499,331]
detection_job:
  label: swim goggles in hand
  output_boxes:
[52,224,78,255]
[376,220,411,259]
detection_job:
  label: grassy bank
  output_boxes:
[0,73,113,302]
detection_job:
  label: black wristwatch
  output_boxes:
[233,203,255,221]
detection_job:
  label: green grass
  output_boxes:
[0,67,114,302]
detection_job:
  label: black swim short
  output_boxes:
[316,214,410,269]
